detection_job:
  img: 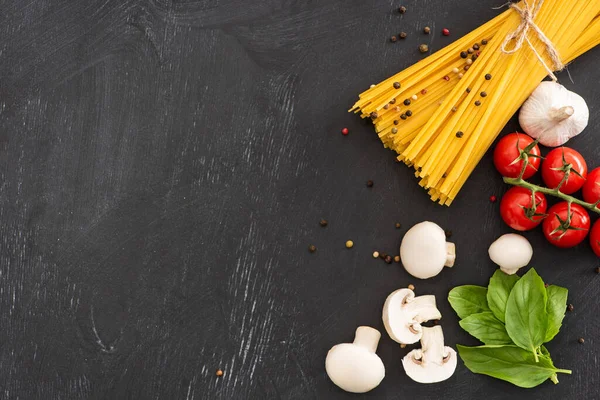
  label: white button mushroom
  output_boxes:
[325,326,385,393]
[400,221,456,279]
[382,288,442,344]
[402,325,457,383]
[488,233,533,275]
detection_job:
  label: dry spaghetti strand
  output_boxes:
[351,0,600,205]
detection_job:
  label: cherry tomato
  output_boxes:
[493,133,541,179]
[590,220,600,257]
[542,202,590,248]
[500,187,548,231]
[582,167,600,204]
[541,147,587,194]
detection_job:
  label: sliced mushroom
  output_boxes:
[382,288,442,344]
[400,221,456,279]
[325,326,385,393]
[402,325,457,383]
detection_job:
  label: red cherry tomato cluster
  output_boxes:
[493,132,600,252]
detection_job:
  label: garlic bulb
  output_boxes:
[519,81,589,147]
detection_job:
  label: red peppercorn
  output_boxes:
[443,76,450,81]
[490,195,497,203]
[442,28,450,36]
[477,51,481,56]
[341,128,349,135]
[421,89,428,95]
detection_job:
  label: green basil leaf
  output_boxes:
[487,270,520,323]
[459,312,512,345]
[505,268,549,357]
[448,285,490,319]
[538,345,561,384]
[544,285,568,343]
[457,345,568,388]
[539,345,552,359]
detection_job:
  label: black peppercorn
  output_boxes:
[463,65,470,71]
[393,82,401,89]
[482,39,488,45]
[370,112,378,119]
[393,120,399,125]
[390,35,397,42]
[405,110,413,117]
[399,6,407,13]
[308,245,316,253]
[567,304,574,312]
[475,100,481,106]
[319,219,328,227]
[472,54,478,61]
[466,88,471,93]
[473,43,480,50]
[400,114,407,120]
[480,91,487,97]
[467,47,474,54]
[366,180,374,187]
[445,230,452,238]
[578,337,585,344]
[383,104,389,110]
[442,173,447,178]
[399,32,407,39]
[404,99,411,106]
[485,73,492,80]
[390,98,397,104]
[456,131,464,138]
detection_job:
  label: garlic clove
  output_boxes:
[519,81,589,147]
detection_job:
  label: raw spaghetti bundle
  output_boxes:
[351,0,600,205]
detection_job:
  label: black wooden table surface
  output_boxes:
[2,0,599,399]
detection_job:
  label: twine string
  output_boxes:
[500,0,564,81]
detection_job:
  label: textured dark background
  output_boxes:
[1,0,599,399]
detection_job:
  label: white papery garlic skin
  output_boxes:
[519,81,589,147]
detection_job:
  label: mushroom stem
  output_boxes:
[444,242,456,267]
[353,326,381,353]
[403,295,442,323]
[500,266,519,275]
[420,326,446,364]
[549,106,574,122]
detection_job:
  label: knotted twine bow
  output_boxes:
[500,0,564,81]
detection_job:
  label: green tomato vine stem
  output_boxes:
[505,140,600,216]
[503,176,600,215]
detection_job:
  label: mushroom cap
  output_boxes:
[325,343,385,393]
[402,347,458,383]
[382,288,441,344]
[488,233,533,274]
[400,221,448,279]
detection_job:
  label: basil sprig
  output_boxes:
[449,268,572,388]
